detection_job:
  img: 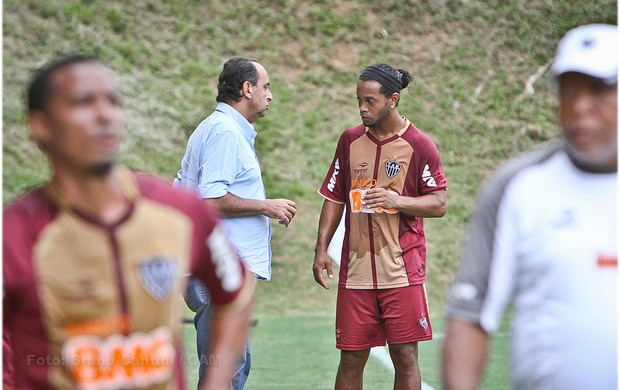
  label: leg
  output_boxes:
[334,288,383,390]
[194,303,212,388]
[184,278,212,389]
[231,275,258,389]
[231,333,251,390]
[335,349,370,390]
[388,342,420,390]
[378,285,432,390]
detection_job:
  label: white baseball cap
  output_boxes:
[551,24,618,85]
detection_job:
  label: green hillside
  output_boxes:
[3,0,616,316]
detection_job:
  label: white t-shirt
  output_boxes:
[446,143,617,390]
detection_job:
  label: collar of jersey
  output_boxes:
[45,166,139,213]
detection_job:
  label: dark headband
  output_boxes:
[360,65,402,93]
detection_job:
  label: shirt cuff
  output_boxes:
[198,183,228,199]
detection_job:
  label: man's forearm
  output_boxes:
[314,200,344,252]
[442,318,490,390]
[208,193,265,217]
[207,193,297,226]
[395,190,447,218]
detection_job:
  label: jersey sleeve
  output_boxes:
[444,144,562,332]
[3,318,14,387]
[318,132,349,204]
[415,134,448,194]
[443,169,513,332]
[188,198,251,308]
[2,190,57,386]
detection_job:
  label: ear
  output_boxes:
[390,92,400,107]
[241,80,253,99]
[28,110,52,146]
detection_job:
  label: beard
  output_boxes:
[88,160,115,177]
[364,104,391,128]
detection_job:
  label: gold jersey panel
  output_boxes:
[346,129,415,289]
[34,199,192,389]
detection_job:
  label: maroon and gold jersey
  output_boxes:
[319,119,447,289]
[3,167,251,389]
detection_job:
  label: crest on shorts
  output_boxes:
[385,160,402,178]
[419,315,428,330]
[137,256,178,302]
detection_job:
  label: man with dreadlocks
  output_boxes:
[313,63,448,390]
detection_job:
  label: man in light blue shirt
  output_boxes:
[174,56,297,389]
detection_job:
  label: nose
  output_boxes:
[570,89,595,114]
[96,97,121,123]
[94,103,123,135]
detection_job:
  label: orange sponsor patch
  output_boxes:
[65,314,132,338]
[597,254,618,268]
[349,189,397,214]
[63,327,174,389]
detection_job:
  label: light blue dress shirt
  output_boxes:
[174,102,272,280]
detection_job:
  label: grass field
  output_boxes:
[182,313,511,389]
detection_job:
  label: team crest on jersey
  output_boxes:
[419,315,428,330]
[138,257,178,302]
[385,160,402,178]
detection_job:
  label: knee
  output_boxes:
[339,350,370,371]
[389,344,419,370]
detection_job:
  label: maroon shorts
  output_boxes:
[335,284,432,350]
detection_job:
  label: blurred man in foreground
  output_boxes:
[3,54,252,389]
[442,24,617,390]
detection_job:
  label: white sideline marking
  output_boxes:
[370,346,394,372]
[370,346,435,390]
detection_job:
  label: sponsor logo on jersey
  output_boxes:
[351,178,377,188]
[450,282,478,301]
[137,256,178,302]
[207,226,243,292]
[59,277,98,303]
[419,315,429,330]
[385,160,402,178]
[63,327,174,389]
[354,161,369,174]
[421,164,437,187]
[327,158,340,192]
[597,253,618,268]
[552,209,575,229]
[66,315,132,338]
[349,189,397,214]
